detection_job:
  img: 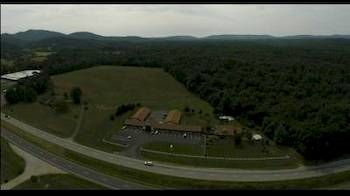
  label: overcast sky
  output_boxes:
[1,4,350,37]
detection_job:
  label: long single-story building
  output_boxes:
[152,122,202,133]
[1,70,41,81]
[124,107,202,134]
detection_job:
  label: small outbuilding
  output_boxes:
[218,116,235,122]
[252,134,263,141]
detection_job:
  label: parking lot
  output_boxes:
[108,126,203,157]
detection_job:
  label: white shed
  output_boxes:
[252,134,263,141]
[218,116,235,121]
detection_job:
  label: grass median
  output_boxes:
[1,137,25,184]
[13,174,107,190]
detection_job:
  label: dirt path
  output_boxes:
[0,144,66,190]
[68,104,85,140]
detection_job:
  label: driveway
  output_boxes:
[110,127,203,158]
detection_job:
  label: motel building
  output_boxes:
[124,107,202,135]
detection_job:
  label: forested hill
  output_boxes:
[2,29,350,44]
[1,30,350,161]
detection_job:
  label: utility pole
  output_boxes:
[204,134,207,158]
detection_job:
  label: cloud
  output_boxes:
[1,4,350,36]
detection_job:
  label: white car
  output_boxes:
[144,161,153,166]
[127,136,132,140]
[155,130,159,134]
[121,126,127,130]
[183,133,187,138]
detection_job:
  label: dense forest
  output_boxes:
[1,30,350,160]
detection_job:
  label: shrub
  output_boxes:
[115,103,136,116]
[70,87,82,104]
[30,176,39,183]
[53,99,69,113]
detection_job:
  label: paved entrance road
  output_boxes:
[1,129,148,190]
[2,113,350,182]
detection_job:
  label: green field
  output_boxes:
[52,66,214,114]
[13,174,107,190]
[32,51,55,62]
[34,52,55,57]
[5,102,80,138]
[206,136,294,158]
[1,137,25,184]
[141,135,302,169]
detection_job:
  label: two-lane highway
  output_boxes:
[2,113,350,183]
[1,129,149,190]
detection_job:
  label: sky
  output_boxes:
[1,4,350,37]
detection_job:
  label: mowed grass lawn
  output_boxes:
[13,174,107,190]
[1,137,25,184]
[5,102,80,138]
[50,66,216,151]
[32,51,55,62]
[141,136,302,169]
[52,66,213,113]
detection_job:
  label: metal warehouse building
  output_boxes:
[1,70,41,81]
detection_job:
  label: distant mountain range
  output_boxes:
[2,29,350,43]
[1,29,349,52]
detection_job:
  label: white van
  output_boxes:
[144,161,153,166]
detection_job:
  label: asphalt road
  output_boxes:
[1,129,149,190]
[2,113,350,182]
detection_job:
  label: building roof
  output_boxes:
[124,107,201,133]
[164,109,181,124]
[124,118,201,133]
[152,122,202,133]
[214,125,239,136]
[1,70,41,81]
[124,119,145,127]
[130,107,151,122]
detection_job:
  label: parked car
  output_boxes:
[127,135,132,140]
[183,133,187,138]
[122,126,127,130]
[144,161,153,166]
